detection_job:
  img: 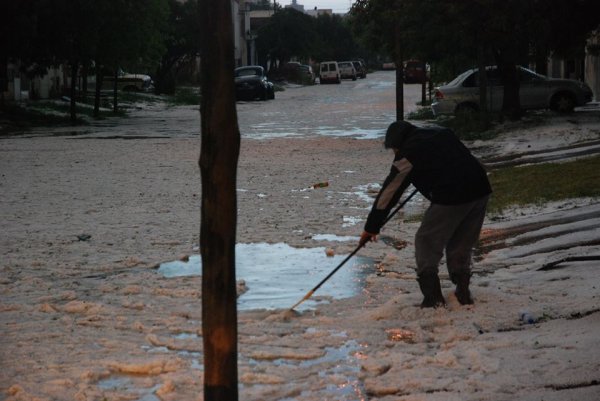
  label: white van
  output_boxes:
[319,61,341,84]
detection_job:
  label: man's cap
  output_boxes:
[384,121,416,149]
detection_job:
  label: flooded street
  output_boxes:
[237,72,423,139]
[2,70,600,401]
[17,70,424,139]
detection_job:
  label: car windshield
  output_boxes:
[235,68,261,77]
[447,69,474,86]
[518,66,547,82]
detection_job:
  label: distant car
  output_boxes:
[352,61,367,79]
[102,69,153,92]
[382,62,396,70]
[299,64,316,84]
[319,61,341,84]
[431,65,594,115]
[403,60,427,83]
[234,66,275,101]
[338,61,357,80]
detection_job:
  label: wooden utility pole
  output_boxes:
[199,0,241,399]
[394,24,404,121]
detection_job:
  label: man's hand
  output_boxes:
[359,231,378,246]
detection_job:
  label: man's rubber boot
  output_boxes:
[452,272,474,305]
[417,273,446,308]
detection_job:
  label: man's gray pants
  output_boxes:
[415,195,489,277]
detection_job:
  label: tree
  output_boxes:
[1,0,40,104]
[154,0,202,94]
[199,0,240,399]
[97,0,168,112]
[351,0,600,120]
[256,8,317,72]
[313,14,361,61]
[33,0,99,121]
[350,0,415,119]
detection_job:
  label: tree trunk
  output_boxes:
[69,61,78,123]
[494,49,522,120]
[113,67,119,114]
[1,55,8,106]
[199,0,240,398]
[394,25,404,121]
[478,45,488,113]
[421,75,426,106]
[81,63,88,101]
[113,68,119,114]
[94,66,103,118]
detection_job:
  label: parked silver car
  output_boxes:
[431,66,593,115]
[337,61,357,81]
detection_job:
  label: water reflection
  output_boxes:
[158,243,373,311]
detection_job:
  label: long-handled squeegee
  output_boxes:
[288,188,419,311]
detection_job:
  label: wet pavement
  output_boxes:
[11,71,425,140]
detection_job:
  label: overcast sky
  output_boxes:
[283,0,353,14]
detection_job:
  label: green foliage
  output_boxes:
[0,103,75,130]
[313,14,360,61]
[256,9,318,67]
[349,0,600,97]
[255,9,368,67]
[406,107,434,120]
[436,113,496,141]
[167,87,201,106]
[155,0,202,94]
[487,155,600,215]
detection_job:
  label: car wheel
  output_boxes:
[269,87,275,100]
[352,75,357,81]
[455,103,479,116]
[550,92,575,113]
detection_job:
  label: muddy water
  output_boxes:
[158,243,373,311]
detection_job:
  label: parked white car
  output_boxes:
[338,61,357,80]
[102,69,153,92]
[432,66,593,115]
[319,61,341,84]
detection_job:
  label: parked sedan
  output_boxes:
[432,66,593,115]
[102,69,153,92]
[234,66,275,101]
[298,64,316,84]
[352,61,367,79]
[403,60,427,83]
[338,61,357,80]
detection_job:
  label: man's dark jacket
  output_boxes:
[364,126,492,234]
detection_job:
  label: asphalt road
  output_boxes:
[15,70,426,140]
[237,70,426,140]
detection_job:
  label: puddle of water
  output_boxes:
[173,332,199,339]
[97,377,161,401]
[158,243,373,311]
[313,127,383,139]
[273,339,366,400]
[312,234,358,242]
[342,216,362,227]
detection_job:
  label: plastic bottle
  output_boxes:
[312,181,329,189]
[519,311,537,324]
